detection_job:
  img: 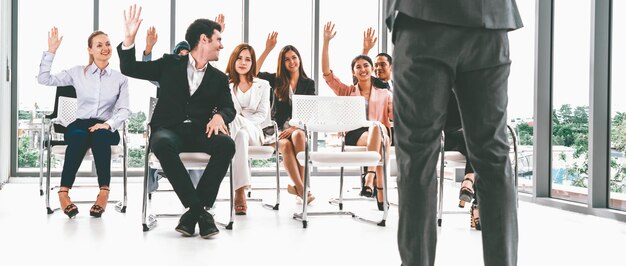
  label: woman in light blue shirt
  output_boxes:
[38,28,130,218]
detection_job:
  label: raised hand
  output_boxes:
[323,22,336,42]
[145,26,158,55]
[123,4,143,46]
[362,27,377,55]
[47,27,63,54]
[265,31,278,51]
[215,13,225,33]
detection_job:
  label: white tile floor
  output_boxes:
[1,176,625,266]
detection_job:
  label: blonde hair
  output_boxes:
[84,31,107,73]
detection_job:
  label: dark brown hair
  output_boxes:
[275,45,308,101]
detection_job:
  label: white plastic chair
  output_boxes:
[290,95,390,228]
[141,97,234,231]
[435,126,519,227]
[42,95,128,214]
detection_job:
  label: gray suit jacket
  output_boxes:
[386,0,523,30]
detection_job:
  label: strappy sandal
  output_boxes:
[360,171,376,198]
[470,200,481,230]
[90,187,109,218]
[234,196,247,215]
[287,184,315,204]
[58,190,78,218]
[458,177,475,208]
[235,204,247,215]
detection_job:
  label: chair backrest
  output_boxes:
[291,95,368,132]
[46,85,77,133]
[148,97,158,122]
[56,97,78,127]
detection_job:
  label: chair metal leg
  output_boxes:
[39,119,47,196]
[437,137,445,227]
[45,131,55,214]
[116,136,128,213]
[338,166,344,210]
[142,146,154,231]
[225,164,234,230]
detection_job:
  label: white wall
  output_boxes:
[0,0,12,184]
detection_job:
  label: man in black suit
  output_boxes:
[386,0,523,265]
[118,5,235,239]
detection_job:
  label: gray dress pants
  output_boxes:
[392,15,518,266]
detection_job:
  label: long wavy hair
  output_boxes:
[275,45,308,101]
[225,43,257,89]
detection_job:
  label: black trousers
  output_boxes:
[150,123,235,209]
[61,119,120,188]
[393,15,518,266]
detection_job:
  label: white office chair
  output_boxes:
[42,93,128,215]
[436,125,519,227]
[290,95,390,228]
[141,97,233,231]
[242,122,281,210]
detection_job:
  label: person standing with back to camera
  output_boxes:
[386,0,523,265]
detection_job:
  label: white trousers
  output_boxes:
[230,115,263,190]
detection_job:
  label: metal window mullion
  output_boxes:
[242,0,249,43]
[10,0,17,177]
[534,0,554,198]
[378,0,387,53]
[588,0,611,208]
[94,0,99,31]
[311,0,320,173]
[170,0,176,53]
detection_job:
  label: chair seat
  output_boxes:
[149,152,211,170]
[51,145,124,157]
[344,145,395,159]
[248,146,275,159]
[296,151,381,167]
[443,151,466,167]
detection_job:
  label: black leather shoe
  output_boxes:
[175,209,198,237]
[198,211,219,239]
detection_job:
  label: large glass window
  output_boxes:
[99,0,171,171]
[610,1,626,211]
[318,0,379,97]
[249,0,312,76]
[551,0,590,203]
[508,0,536,194]
[316,0,379,168]
[17,0,94,173]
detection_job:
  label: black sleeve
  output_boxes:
[257,72,276,87]
[215,74,236,124]
[117,42,163,82]
[305,79,317,95]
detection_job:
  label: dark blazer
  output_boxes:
[258,72,316,130]
[117,43,235,130]
[386,0,523,30]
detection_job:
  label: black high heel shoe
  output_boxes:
[458,177,475,208]
[90,187,110,218]
[58,190,78,218]
[360,171,376,198]
[376,187,385,211]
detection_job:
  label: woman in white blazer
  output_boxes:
[225,44,271,215]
